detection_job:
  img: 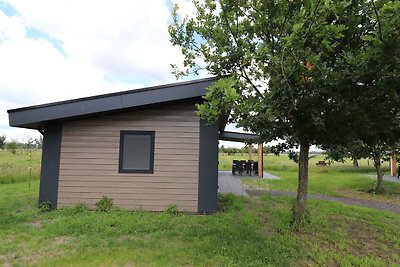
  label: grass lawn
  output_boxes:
[220,153,400,204]
[1,181,400,266]
[0,149,41,184]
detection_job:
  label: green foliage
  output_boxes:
[219,145,271,155]
[164,204,179,215]
[0,135,5,150]
[39,201,52,212]
[196,76,239,124]
[95,196,113,212]
[170,0,400,223]
[72,203,88,214]
[5,141,18,154]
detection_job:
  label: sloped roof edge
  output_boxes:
[219,131,259,142]
[8,77,220,130]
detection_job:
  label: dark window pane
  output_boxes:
[119,131,155,173]
[122,134,151,170]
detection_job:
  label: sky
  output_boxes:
[0,0,246,147]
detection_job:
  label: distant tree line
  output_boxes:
[0,135,43,154]
[219,145,272,155]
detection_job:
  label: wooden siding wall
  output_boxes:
[58,103,200,212]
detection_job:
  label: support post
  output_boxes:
[248,143,253,160]
[391,155,397,177]
[258,143,263,178]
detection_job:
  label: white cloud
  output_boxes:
[0,0,196,140]
[172,0,196,18]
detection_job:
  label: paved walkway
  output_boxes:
[218,170,400,214]
[218,171,248,195]
[218,170,280,196]
[247,190,400,215]
[382,175,400,183]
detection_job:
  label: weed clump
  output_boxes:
[95,196,113,212]
[39,201,52,212]
[165,204,179,215]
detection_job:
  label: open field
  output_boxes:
[1,181,400,266]
[220,153,400,204]
[1,151,400,265]
[0,149,41,184]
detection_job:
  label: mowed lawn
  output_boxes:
[1,182,400,266]
[220,153,400,204]
[1,150,400,266]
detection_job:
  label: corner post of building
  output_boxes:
[258,143,263,178]
[391,155,397,177]
[248,143,253,161]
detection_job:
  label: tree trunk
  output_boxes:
[293,140,310,225]
[373,151,385,193]
[353,158,359,168]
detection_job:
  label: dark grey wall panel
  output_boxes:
[198,119,219,213]
[39,123,62,209]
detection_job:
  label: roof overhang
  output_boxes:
[8,77,220,130]
[219,131,260,143]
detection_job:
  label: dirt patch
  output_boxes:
[53,236,75,245]
[27,220,42,229]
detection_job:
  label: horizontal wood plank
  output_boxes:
[59,180,198,189]
[59,186,198,195]
[58,102,200,211]
[59,175,199,183]
[58,202,197,212]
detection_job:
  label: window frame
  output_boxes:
[118,130,155,174]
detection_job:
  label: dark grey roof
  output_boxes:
[8,77,219,130]
[219,131,259,143]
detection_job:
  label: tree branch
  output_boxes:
[303,0,322,46]
[220,2,263,97]
[280,49,297,111]
[370,0,384,42]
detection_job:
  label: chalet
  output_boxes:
[8,77,261,213]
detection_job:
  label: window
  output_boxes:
[119,131,155,173]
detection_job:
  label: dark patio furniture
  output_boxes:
[232,160,245,175]
[232,160,238,175]
[253,162,258,176]
[245,160,253,175]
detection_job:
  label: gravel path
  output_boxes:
[246,189,400,214]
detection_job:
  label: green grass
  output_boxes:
[221,153,400,204]
[1,182,400,266]
[0,149,41,184]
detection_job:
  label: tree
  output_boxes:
[6,141,18,154]
[324,1,400,193]
[0,135,5,150]
[325,140,369,167]
[169,0,398,225]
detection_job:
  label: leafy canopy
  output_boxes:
[169,0,400,150]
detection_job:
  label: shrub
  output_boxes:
[73,203,88,213]
[95,196,113,212]
[39,202,52,212]
[165,204,179,215]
